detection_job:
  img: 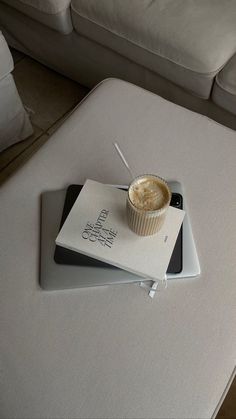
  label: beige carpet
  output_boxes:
[0,50,88,185]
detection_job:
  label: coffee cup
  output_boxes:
[126,174,171,236]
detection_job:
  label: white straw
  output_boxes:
[113,142,134,179]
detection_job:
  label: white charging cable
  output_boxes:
[139,275,168,298]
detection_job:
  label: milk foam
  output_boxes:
[129,177,167,211]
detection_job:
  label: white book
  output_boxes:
[56,180,185,281]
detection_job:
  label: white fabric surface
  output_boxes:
[72,0,236,98]
[0,30,13,80]
[0,79,236,419]
[0,73,33,151]
[2,0,73,34]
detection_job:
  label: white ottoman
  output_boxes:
[0,79,235,419]
[0,31,33,152]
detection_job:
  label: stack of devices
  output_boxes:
[40,182,200,290]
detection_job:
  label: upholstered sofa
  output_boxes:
[0,31,32,151]
[0,0,235,129]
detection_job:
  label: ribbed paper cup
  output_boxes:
[126,174,171,236]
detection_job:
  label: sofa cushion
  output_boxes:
[0,73,33,152]
[0,30,13,80]
[71,0,236,99]
[212,53,236,115]
[2,0,72,34]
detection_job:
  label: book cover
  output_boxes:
[56,180,185,281]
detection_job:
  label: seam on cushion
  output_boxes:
[6,3,73,34]
[14,1,71,15]
[0,65,14,81]
[0,108,29,140]
[71,5,229,77]
[0,33,14,78]
[215,75,236,95]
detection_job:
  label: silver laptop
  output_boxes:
[40,182,200,290]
